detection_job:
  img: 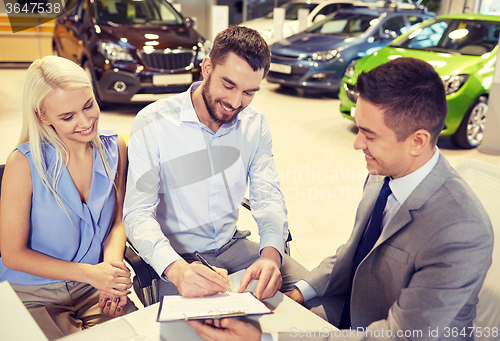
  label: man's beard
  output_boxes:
[201,74,244,125]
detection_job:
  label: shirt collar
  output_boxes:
[179,82,201,123]
[389,147,440,206]
[178,81,243,129]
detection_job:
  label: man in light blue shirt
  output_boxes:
[187,58,493,340]
[124,26,308,300]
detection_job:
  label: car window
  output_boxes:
[283,3,319,20]
[77,0,87,19]
[309,12,378,36]
[404,20,447,48]
[382,15,406,36]
[339,3,355,10]
[400,15,424,35]
[248,0,289,20]
[316,4,341,17]
[313,4,349,23]
[441,21,499,54]
[486,24,500,44]
[408,15,424,28]
[94,0,183,25]
[393,19,500,56]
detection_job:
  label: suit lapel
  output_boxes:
[357,176,383,226]
[375,153,451,247]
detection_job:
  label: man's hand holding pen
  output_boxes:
[194,251,232,293]
[163,248,282,300]
[164,257,230,297]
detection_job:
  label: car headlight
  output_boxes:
[311,50,338,61]
[98,42,134,62]
[344,59,357,79]
[196,40,212,63]
[441,74,469,95]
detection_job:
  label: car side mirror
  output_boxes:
[65,14,77,22]
[379,29,398,41]
[313,14,326,23]
[185,17,197,27]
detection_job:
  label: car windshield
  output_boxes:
[94,0,183,25]
[391,18,500,56]
[265,3,319,19]
[306,12,378,36]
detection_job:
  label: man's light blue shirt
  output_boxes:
[296,148,441,302]
[123,82,288,280]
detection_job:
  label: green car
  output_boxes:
[338,14,500,149]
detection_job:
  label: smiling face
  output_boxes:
[40,87,99,147]
[201,72,241,126]
[198,52,264,131]
[353,96,417,179]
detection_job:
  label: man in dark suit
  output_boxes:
[187,57,494,341]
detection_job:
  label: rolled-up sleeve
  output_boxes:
[248,115,288,264]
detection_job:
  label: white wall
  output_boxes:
[440,0,500,14]
[175,0,215,38]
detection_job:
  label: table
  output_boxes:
[59,271,337,341]
[0,281,49,341]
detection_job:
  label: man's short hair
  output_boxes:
[356,57,447,145]
[210,25,270,77]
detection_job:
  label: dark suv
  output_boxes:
[53,0,209,105]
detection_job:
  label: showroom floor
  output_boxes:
[1,67,500,273]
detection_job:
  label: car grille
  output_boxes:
[138,85,191,94]
[138,50,195,71]
[268,71,304,81]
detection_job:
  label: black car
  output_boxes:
[53,0,210,105]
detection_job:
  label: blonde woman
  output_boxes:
[0,56,136,340]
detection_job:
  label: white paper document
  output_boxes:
[157,291,272,322]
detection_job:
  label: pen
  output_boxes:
[194,251,232,292]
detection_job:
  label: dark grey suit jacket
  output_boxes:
[279,154,493,341]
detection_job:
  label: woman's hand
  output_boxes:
[86,260,132,296]
[98,290,130,316]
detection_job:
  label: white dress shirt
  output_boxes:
[123,82,288,279]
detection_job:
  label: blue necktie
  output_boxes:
[338,176,392,329]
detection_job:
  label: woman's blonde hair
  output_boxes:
[19,55,112,210]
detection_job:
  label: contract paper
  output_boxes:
[157,292,272,321]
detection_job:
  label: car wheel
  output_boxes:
[83,60,109,110]
[451,96,488,149]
